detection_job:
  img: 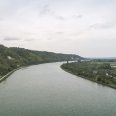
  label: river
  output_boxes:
[0,62,116,116]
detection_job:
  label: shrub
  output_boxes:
[97,77,101,81]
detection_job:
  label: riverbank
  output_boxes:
[60,65,116,90]
[0,61,65,83]
[0,67,22,83]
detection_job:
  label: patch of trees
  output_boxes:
[61,61,116,87]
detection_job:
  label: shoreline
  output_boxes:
[0,61,65,83]
[60,66,116,90]
[0,63,53,83]
[0,69,18,83]
[0,67,22,83]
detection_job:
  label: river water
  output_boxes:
[0,62,116,116]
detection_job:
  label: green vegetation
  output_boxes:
[0,44,84,78]
[61,61,116,88]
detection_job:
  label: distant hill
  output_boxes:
[0,44,85,76]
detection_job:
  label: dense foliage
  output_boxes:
[61,61,116,88]
[0,44,84,77]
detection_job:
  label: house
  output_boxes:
[7,56,12,59]
[106,73,109,76]
[7,56,15,60]
[106,73,113,78]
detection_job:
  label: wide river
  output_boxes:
[0,62,116,116]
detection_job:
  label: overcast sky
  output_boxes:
[0,0,116,57]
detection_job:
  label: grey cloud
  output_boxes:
[56,16,64,20]
[24,38,35,41]
[39,5,51,15]
[56,32,64,34]
[90,23,116,29]
[39,4,65,21]
[4,37,21,41]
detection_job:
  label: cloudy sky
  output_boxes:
[0,0,116,57]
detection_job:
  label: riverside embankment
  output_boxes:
[0,68,19,83]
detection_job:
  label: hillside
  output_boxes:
[0,44,84,77]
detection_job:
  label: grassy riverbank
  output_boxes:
[61,62,116,89]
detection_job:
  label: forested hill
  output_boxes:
[0,44,84,76]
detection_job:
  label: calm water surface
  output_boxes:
[0,62,116,116]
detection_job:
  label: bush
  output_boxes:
[97,77,101,81]
[102,79,105,83]
[106,82,109,84]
